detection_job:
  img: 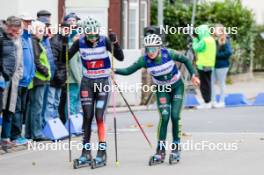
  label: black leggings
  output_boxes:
[80,77,110,145]
[198,69,212,103]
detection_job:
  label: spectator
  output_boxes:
[10,14,35,145]
[37,16,57,126]
[211,24,232,108]
[0,20,6,114]
[44,22,69,123]
[59,13,82,124]
[25,21,51,141]
[0,16,23,148]
[37,10,51,22]
[192,24,216,108]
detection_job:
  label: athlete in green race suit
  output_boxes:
[114,34,200,163]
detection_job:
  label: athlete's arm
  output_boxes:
[114,56,145,75]
[61,37,79,61]
[68,39,80,59]
[169,49,196,77]
[106,37,124,61]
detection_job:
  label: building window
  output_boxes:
[140,0,148,48]
[128,7,138,49]
[122,1,128,49]
[122,0,148,49]
[122,0,139,49]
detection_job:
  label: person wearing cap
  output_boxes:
[37,10,51,22]
[59,13,82,124]
[64,12,81,41]
[25,20,51,141]
[37,16,57,128]
[1,16,24,149]
[9,14,36,145]
[0,20,6,114]
[42,22,71,124]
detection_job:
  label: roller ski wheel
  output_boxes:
[91,145,107,169]
[91,157,107,169]
[169,151,180,165]
[148,153,165,166]
[73,156,92,169]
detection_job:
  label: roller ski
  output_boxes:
[149,149,166,166]
[73,148,92,169]
[169,143,181,164]
[91,142,107,169]
[149,142,166,166]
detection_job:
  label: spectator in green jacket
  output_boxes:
[192,24,216,109]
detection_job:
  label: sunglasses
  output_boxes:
[86,34,99,41]
[145,47,159,54]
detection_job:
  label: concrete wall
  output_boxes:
[242,0,264,25]
[66,0,109,34]
[108,49,143,106]
[0,0,19,19]
[0,0,58,25]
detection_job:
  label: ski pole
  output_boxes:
[114,117,119,166]
[65,40,72,162]
[111,40,120,166]
[111,77,153,149]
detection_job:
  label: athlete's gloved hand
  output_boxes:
[191,75,200,87]
[72,34,80,42]
[111,69,116,79]
[62,35,68,45]
[109,32,118,44]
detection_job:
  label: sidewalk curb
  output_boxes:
[106,105,155,113]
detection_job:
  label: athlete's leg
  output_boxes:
[156,88,171,142]
[80,78,95,148]
[94,78,110,143]
[171,80,185,143]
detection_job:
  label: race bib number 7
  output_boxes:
[86,60,105,69]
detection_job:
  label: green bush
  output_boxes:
[253,25,264,71]
[151,0,255,74]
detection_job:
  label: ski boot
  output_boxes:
[73,144,92,169]
[169,142,181,164]
[91,142,107,169]
[149,141,166,166]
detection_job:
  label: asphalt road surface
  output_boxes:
[0,106,263,175]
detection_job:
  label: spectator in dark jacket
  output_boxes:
[0,20,17,83]
[41,22,69,124]
[0,20,7,114]
[211,24,233,108]
[25,21,51,141]
[1,16,23,149]
[50,29,67,87]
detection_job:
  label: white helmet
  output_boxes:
[144,34,163,47]
[79,16,101,33]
